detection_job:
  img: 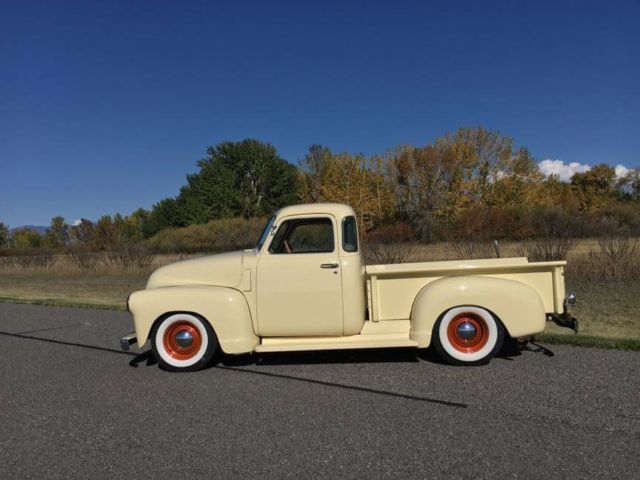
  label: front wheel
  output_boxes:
[432,306,505,366]
[151,313,219,372]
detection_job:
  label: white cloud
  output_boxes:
[615,164,630,179]
[537,159,630,182]
[538,159,591,182]
[72,219,82,226]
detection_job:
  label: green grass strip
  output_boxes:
[0,296,126,311]
[536,332,640,352]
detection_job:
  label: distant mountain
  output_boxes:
[9,225,49,235]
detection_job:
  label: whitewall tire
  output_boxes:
[433,306,505,366]
[151,313,218,372]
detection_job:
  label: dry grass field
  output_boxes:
[1,238,638,349]
[0,273,146,309]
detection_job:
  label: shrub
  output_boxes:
[363,242,415,264]
[365,222,415,244]
[449,239,496,260]
[521,207,589,239]
[13,252,55,269]
[517,237,577,261]
[146,217,265,254]
[516,208,584,261]
[441,210,502,259]
[65,248,101,270]
[569,237,640,279]
[452,208,522,240]
[106,244,154,269]
[590,204,640,236]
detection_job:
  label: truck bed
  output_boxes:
[365,257,566,322]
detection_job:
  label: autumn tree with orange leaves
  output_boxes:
[299,145,396,232]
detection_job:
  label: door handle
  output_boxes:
[320,263,339,269]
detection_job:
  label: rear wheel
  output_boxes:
[151,313,218,372]
[433,306,504,366]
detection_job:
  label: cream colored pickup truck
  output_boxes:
[121,203,577,371]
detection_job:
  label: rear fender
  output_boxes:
[410,276,546,347]
[128,285,258,354]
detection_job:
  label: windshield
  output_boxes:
[256,216,276,251]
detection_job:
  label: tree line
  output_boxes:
[2,127,639,252]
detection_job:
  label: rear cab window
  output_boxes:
[342,216,358,252]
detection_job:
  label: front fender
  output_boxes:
[410,276,546,347]
[128,285,258,354]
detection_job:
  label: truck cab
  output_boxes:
[252,203,365,337]
[123,203,577,372]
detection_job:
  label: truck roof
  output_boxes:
[275,202,356,219]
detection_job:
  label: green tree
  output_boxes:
[125,208,150,241]
[0,222,8,248]
[143,198,182,236]
[147,139,300,231]
[192,139,299,219]
[179,157,237,223]
[12,229,42,249]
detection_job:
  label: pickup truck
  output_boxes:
[121,203,577,371]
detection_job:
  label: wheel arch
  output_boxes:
[128,285,259,354]
[410,276,546,347]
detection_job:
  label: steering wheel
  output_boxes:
[283,239,292,254]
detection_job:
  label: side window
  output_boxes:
[269,218,334,254]
[342,216,358,252]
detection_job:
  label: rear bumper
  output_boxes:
[547,293,579,333]
[120,332,137,351]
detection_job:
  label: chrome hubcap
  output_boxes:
[175,330,194,348]
[456,322,477,341]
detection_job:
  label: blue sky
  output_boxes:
[1,0,638,226]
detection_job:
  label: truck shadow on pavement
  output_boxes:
[127,337,554,370]
[217,337,554,367]
[128,348,473,408]
[0,329,552,409]
[126,340,554,409]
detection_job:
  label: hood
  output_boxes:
[146,250,245,289]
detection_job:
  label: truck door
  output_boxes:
[256,215,343,336]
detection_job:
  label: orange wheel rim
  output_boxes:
[163,321,202,360]
[447,313,489,353]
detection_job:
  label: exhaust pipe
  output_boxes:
[120,332,137,351]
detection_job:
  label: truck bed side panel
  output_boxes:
[366,258,565,322]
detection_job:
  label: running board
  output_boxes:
[255,333,419,353]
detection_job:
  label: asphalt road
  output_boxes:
[1,303,639,479]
